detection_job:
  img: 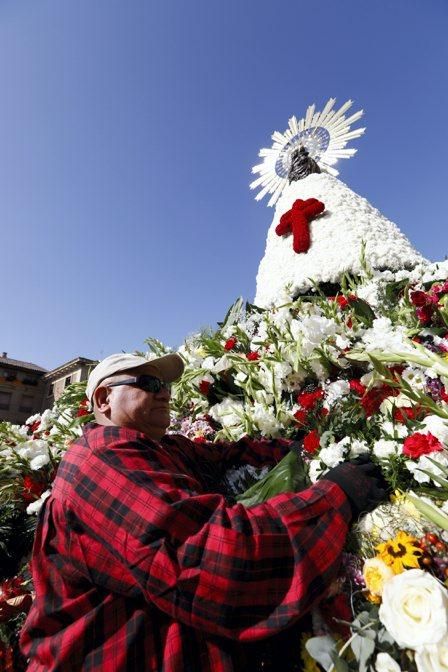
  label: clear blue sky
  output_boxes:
[2,0,447,370]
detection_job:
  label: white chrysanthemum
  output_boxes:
[296,315,339,358]
[349,439,370,458]
[420,415,448,447]
[26,489,51,515]
[323,379,350,409]
[258,361,292,394]
[201,355,230,374]
[356,281,382,309]
[309,359,328,381]
[362,317,414,354]
[381,420,409,439]
[335,333,352,349]
[308,459,324,483]
[208,398,244,428]
[251,403,282,437]
[39,409,57,431]
[16,439,49,465]
[319,437,350,468]
[270,307,292,329]
[380,393,413,416]
[406,452,448,487]
[401,366,427,390]
[373,439,401,459]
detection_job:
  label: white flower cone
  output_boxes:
[254,173,427,307]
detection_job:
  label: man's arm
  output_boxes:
[163,433,293,471]
[60,434,353,642]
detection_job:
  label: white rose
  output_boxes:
[379,569,448,649]
[415,635,448,672]
[375,652,402,672]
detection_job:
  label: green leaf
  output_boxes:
[305,635,338,672]
[329,652,350,672]
[351,298,375,326]
[217,297,245,331]
[236,449,310,507]
[350,633,375,672]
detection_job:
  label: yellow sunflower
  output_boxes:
[376,530,422,573]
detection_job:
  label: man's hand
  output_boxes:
[322,459,389,518]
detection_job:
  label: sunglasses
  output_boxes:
[106,375,171,393]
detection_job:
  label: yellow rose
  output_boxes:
[363,557,394,596]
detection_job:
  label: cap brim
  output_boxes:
[142,353,185,384]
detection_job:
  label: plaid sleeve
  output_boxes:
[164,434,292,469]
[59,428,351,642]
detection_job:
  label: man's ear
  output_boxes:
[93,385,110,413]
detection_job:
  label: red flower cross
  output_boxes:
[275,198,325,253]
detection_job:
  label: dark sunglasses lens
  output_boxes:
[138,376,170,393]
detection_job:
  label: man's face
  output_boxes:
[95,365,172,440]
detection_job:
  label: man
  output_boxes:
[21,352,387,671]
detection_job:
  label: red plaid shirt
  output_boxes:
[21,423,352,671]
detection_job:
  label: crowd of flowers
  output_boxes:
[2,257,448,670]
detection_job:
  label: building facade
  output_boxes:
[0,353,97,424]
[42,357,96,410]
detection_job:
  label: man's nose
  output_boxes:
[156,385,171,400]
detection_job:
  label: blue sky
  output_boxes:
[2,0,447,369]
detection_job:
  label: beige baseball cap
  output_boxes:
[86,352,185,402]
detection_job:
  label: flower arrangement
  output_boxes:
[2,257,448,669]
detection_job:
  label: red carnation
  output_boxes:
[297,389,324,410]
[349,379,366,396]
[303,430,320,454]
[441,388,448,404]
[416,305,434,325]
[199,380,211,395]
[410,290,430,307]
[22,475,46,503]
[224,337,237,351]
[360,385,398,417]
[293,409,307,426]
[246,351,260,361]
[335,294,356,309]
[394,406,418,423]
[76,399,90,417]
[402,432,444,458]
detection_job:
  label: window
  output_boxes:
[0,391,12,410]
[48,383,54,397]
[23,376,38,386]
[64,376,72,388]
[19,395,34,413]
